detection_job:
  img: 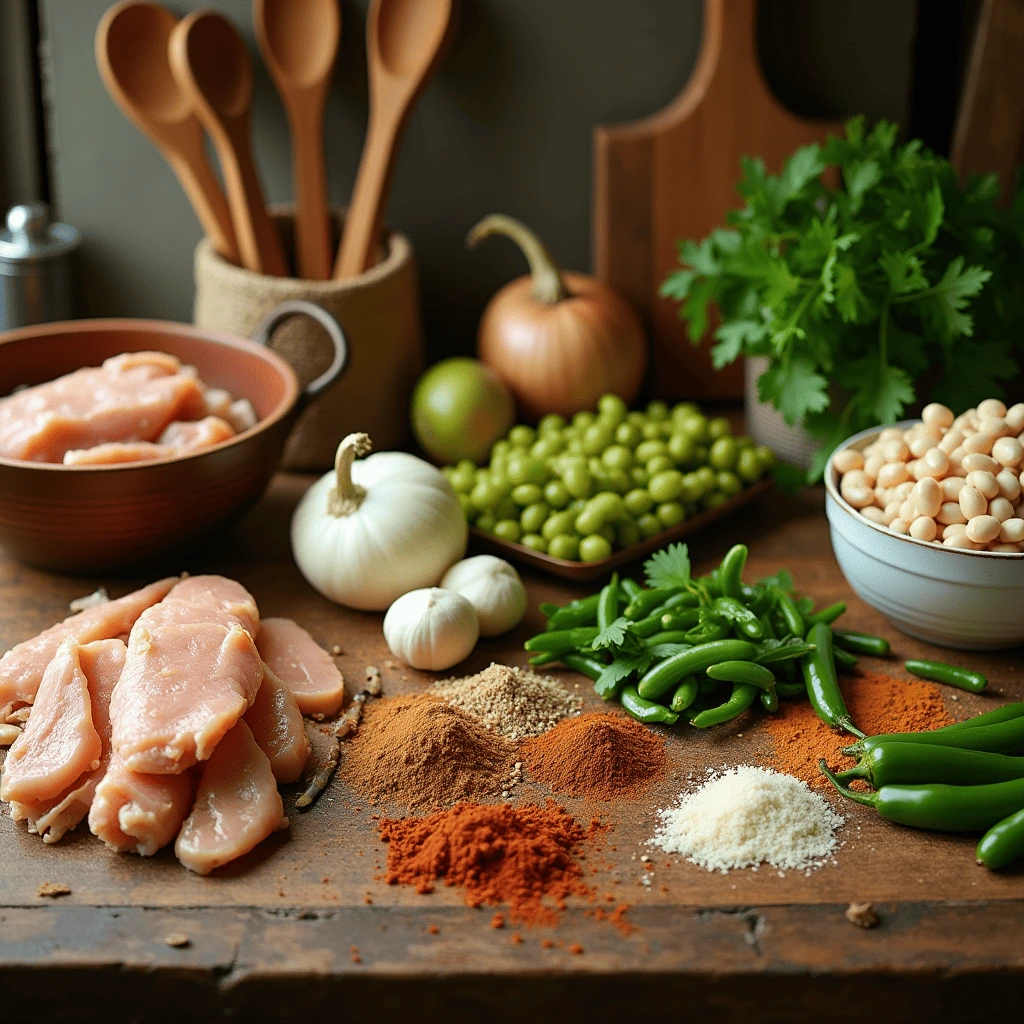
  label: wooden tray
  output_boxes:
[469,477,773,580]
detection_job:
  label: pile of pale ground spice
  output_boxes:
[433,663,582,740]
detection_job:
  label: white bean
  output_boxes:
[842,469,871,489]
[989,497,1015,523]
[877,462,910,488]
[960,485,988,519]
[843,483,875,509]
[833,449,864,474]
[988,543,1022,553]
[879,427,905,443]
[894,481,915,500]
[961,452,999,475]
[880,502,901,525]
[880,438,911,463]
[944,533,981,550]
[941,522,968,540]
[909,516,937,541]
[952,412,975,434]
[963,432,995,455]
[888,519,911,535]
[991,436,1023,468]
[899,498,917,522]
[863,453,884,482]
[922,447,950,477]
[999,518,1024,543]
[940,476,966,501]
[996,468,1021,502]
[860,506,888,525]
[922,402,954,429]
[979,416,1013,440]
[966,470,999,500]
[937,502,968,525]
[947,447,967,475]
[978,398,1008,420]
[1005,403,1024,433]
[909,436,936,458]
[938,429,965,454]
[966,514,1001,544]
[911,477,942,518]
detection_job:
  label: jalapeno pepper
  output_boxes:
[801,622,863,737]
[718,544,748,600]
[820,760,1024,833]
[669,676,699,713]
[844,714,1024,758]
[777,591,805,638]
[833,630,890,656]
[691,682,758,728]
[712,596,765,640]
[832,644,858,672]
[545,594,601,630]
[836,741,1024,788]
[624,586,684,621]
[976,808,1024,870]
[562,653,606,681]
[905,659,987,694]
[524,626,600,654]
[804,602,846,626]
[637,639,758,700]
[705,660,775,691]
[621,684,678,725]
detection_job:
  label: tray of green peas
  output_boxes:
[441,394,776,581]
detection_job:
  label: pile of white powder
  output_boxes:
[650,765,844,873]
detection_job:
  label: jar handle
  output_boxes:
[251,300,349,404]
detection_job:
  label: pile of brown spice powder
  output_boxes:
[760,669,954,786]
[379,800,604,925]
[340,694,515,810]
[522,711,668,800]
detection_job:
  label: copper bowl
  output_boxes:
[0,300,347,573]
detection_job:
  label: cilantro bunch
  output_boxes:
[660,117,1024,479]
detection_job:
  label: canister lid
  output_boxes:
[0,202,81,266]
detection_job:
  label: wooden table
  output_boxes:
[2,475,1022,1023]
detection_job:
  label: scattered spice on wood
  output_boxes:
[37,881,71,898]
[510,932,523,944]
[541,939,555,948]
[760,670,953,785]
[522,712,667,800]
[589,903,635,936]
[379,800,603,925]
[427,924,439,935]
[296,735,340,809]
[164,933,190,948]
[569,943,584,955]
[363,665,382,696]
[846,902,880,929]
[342,694,515,810]
[490,913,505,928]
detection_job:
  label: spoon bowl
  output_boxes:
[375,0,453,79]
[258,0,340,89]
[179,12,254,119]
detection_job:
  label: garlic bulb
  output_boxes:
[440,555,526,637]
[291,433,468,611]
[383,588,479,671]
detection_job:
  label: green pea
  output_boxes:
[509,424,536,448]
[572,410,595,431]
[672,402,699,421]
[470,481,501,510]
[450,466,476,493]
[538,413,565,434]
[494,519,522,542]
[583,422,614,456]
[680,472,706,503]
[736,435,755,449]
[511,483,543,506]
[756,445,777,471]
[475,511,497,532]
[457,493,473,517]
[542,510,577,541]
[494,496,519,521]
[569,498,588,513]
[491,439,511,461]
[442,465,456,481]
[649,469,683,503]
[667,433,695,466]
[694,465,716,491]
[708,416,731,441]
[507,453,548,486]
[631,466,650,487]
[737,447,763,483]
[617,520,641,548]
[646,399,669,422]
[543,479,571,509]
[703,491,729,510]
[578,535,611,563]
[657,501,685,528]
[593,491,625,520]
[637,513,662,538]
[635,439,668,463]
[548,534,580,560]
[641,422,662,440]
[615,421,642,448]
[598,394,628,422]
[606,468,632,493]
[626,410,647,427]
[520,501,550,533]
[575,507,606,537]
[490,451,508,477]
[679,414,709,444]
[602,444,633,471]
[566,438,585,456]
[716,470,743,497]
[531,435,563,461]
[693,445,709,465]
[623,488,654,516]
[709,436,738,470]
[521,533,547,553]
[597,522,616,544]
[646,454,674,475]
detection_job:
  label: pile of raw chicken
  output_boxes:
[0,575,344,874]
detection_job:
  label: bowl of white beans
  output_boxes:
[824,399,1024,651]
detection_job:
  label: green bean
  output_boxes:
[624,586,683,620]
[760,689,779,712]
[712,597,765,640]
[833,630,891,657]
[597,572,620,631]
[562,653,606,681]
[620,578,644,601]
[662,607,701,630]
[684,620,731,644]
[804,602,846,626]
[718,544,748,600]
[524,626,599,654]
[637,639,758,700]
[545,594,601,630]
[905,659,987,694]
[801,622,863,737]
[645,630,691,646]
[691,683,758,728]
[528,651,561,666]
[632,612,667,638]
[621,684,679,725]
[832,644,858,672]
[669,677,699,712]
[776,681,807,698]
[977,808,1024,870]
[705,660,775,691]
[777,591,805,638]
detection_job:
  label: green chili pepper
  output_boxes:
[776,681,807,698]
[545,594,601,630]
[760,689,779,712]
[562,653,606,681]
[946,702,1024,732]
[718,544,748,600]
[833,630,890,656]
[758,613,777,640]
[662,607,701,630]
[691,682,758,728]
[645,630,691,646]
[804,602,846,626]
[698,678,721,694]
[777,591,804,638]
[669,676,699,712]
[820,760,1024,833]
[624,586,684,620]
[750,586,775,617]
[637,639,758,700]
[754,640,816,665]
[524,626,600,654]
[597,572,620,631]
[844,714,1024,758]
[621,684,679,725]
[631,612,666,638]
[684,620,731,644]
[620,578,644,601]
[539,602,560,620]
[712,597,765,640]
[528,652,561,666]
[976,808,1024,870]
[832,644,858,671]
[905,659,987,694]
[836,741,1024,788]
[705,660,775,691]
[801,623,863,737]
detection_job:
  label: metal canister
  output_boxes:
[0,202,81,331]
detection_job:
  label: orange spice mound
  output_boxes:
[522,711,668,800]
[379,800,604,926]
[760,669,953,786]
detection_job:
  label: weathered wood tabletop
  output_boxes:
[1,474,1022,1023]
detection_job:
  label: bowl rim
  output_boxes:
[824,419,1024,559]
[0,317,300,473]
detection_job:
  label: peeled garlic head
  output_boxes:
[440,555,527,637]
[383,587,479,671]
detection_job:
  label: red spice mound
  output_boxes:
[760,670,953,785]
[379,800,602,926]
[522,711,668,800]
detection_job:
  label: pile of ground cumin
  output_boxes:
[379,800,604,925]
[523,711,668,800]
[760,669,953,785]
[340,694,515,810]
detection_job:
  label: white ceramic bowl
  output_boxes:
[825,421,1024,651]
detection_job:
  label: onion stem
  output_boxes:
[328,432,372,517]
[466,213,566,304]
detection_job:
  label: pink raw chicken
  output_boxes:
[0,352,206,463]
[111,622,263,774]
[7,639,126,843]
[0,576,176,723]
[138,575,260,637]
[256,617,345,716]
[0,639,102,805]
[244,663,310,783]
[175,719,287,875]
[63,416,236,467]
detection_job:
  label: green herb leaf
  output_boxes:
[648,643,692,660]
[644,543,691,590]
[755,638,817,664]
[590,617,631,651]
[756,357,830,425]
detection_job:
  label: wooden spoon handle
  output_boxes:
[290,95,333,281]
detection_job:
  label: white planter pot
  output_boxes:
[744,355,821,470]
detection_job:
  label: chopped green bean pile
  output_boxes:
[525,541,864,733]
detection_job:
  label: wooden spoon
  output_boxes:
[333,0,457,280]
[96,1,239,263]
[255,0,340,281]
[169,11,287,277]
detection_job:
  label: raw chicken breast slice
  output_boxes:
[0,576,177,722]
[102,351,182,376]
[63,416,236,466]
[111,622,263,774]
[0,639,102,805]
[158,415,235,449]
[8,639,126,843]
[244,663,310,783]
[256,618,345,716]
[63,441,165,466]
[89,754,194,856]
[148,575,260,637]
[175,720,287,875]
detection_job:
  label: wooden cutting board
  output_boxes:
[593,0,842,401]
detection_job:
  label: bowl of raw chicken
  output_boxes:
[0,301,347,572]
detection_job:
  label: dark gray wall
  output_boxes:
[39,0,916,359]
